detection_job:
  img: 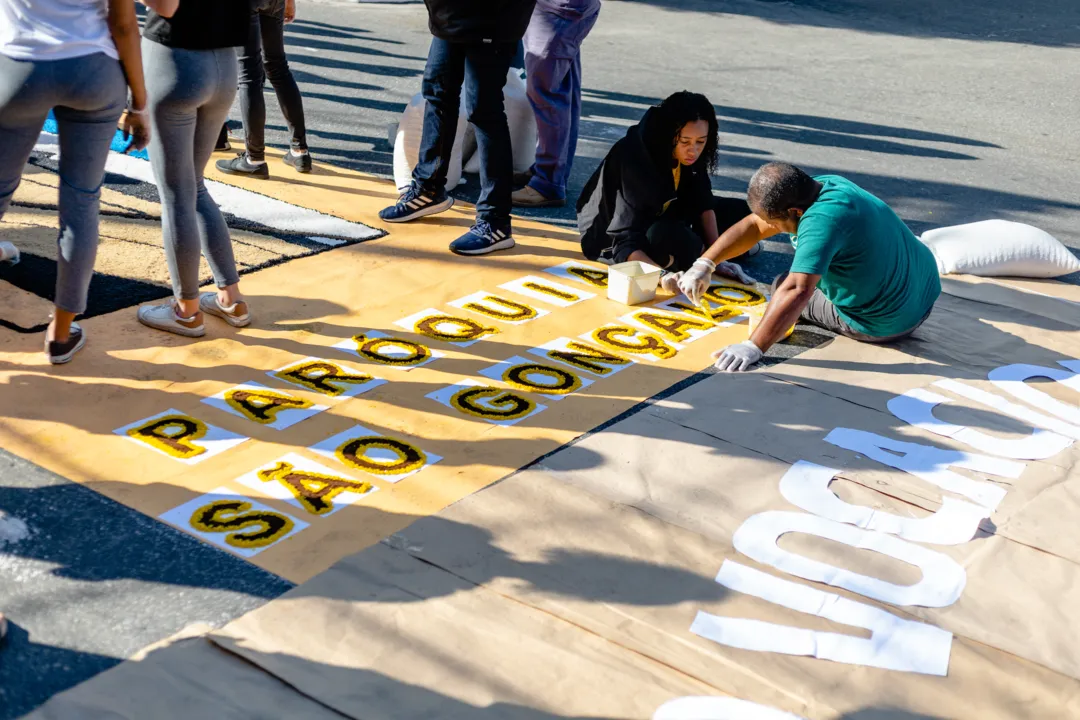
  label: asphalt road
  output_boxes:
[3,1,1079,715]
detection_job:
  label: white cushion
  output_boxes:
[920,219,1080,278]
[393,92,467,192]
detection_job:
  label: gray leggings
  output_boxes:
[0,52,126,314]
[143,39,240,300]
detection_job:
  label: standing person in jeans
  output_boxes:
[216,0,311,179]
[512,0,601,209]
[0,0,152,364]
[379,0,537,256]
[137,0,252,336]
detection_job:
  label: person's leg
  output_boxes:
[645,218,704,271]
[237,9,266,162]
[521,7,598,204]
[50,54,127,347]
[0,56,48,223]
[464,40,516,228]
[412,37,466,193]
[771,271,866,338]
[259,0,307,154]
[143,40,210,323]
[194,48,244,316]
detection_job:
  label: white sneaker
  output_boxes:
[0,241,19,265]
[199,292,250,327]
[137,301,205,337]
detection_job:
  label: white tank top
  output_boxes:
[0,0,118,61]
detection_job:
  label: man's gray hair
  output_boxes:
[747,162,819,218]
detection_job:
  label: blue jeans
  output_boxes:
[413,37,516,228]
[0,52,126,314]
[524,3,600,201]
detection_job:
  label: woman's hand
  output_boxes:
[285,0,296,23]
[122,110,151,152]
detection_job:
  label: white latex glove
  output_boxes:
[659,271,682,294]
[677,257,715,305]
[712,340,763,372]
[715,260,755,286]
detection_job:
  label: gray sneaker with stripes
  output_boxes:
[379,184,454,223]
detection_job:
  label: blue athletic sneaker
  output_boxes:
[449,220,516,256]
[379,184,454,223]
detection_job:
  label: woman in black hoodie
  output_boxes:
[576,91,755,280]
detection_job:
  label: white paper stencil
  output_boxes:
[498,275,595,307]
[778,460,988,545]
[476,355,593,401]
[114,409,249,464]
[888,385,1073,459]
[331,329,444,371]
[579,324,677,363]
[202,381,329,431]
[309,424,442,483]
[528,337,634,377]
[654,697,806,720]
[158,487,308,558]
[234,453,379,517]
[543,260,609,289]
[619,309,719,346]
[447,291,551,325]
[268,357,387,399]
[988,362,1080,427]
[394,308,500,347]
[824,427,1018,510]
[733,511,967,607]
[426,378,547,426]
[691,561,952,676]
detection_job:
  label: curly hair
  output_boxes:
[654,91,720,174]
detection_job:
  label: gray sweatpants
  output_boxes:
[772,272,930,343]
[143,39,240,300]
[0,52,126,314]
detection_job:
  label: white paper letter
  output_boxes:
[779,460,989,545]
[654,697,806,720]
[987,362,1080,428]
[888,386,1073,459]
[824,427,1020,510]
[690,561,952,676]
[733,511,965,607]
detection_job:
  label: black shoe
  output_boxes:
[449,220,515,256]
[215,153,269,179]
[283,149,312,174]
[379,184,454,223]
[215,124,231,152]
[46,322,86,365]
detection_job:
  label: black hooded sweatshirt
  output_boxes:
[424,0,537,44]
[576,106,715,264]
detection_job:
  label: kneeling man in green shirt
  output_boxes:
[677,162,941,372]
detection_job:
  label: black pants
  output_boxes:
[640,196,751,271]
[414,37,516,228]
[238,0,307,160]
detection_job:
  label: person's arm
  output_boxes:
[140,0,179,17]
[285,0,296,23]
[702,212,779,264]
[750,272,818,352]
[108,0,151,150]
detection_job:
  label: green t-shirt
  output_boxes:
[789,175,941,337]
